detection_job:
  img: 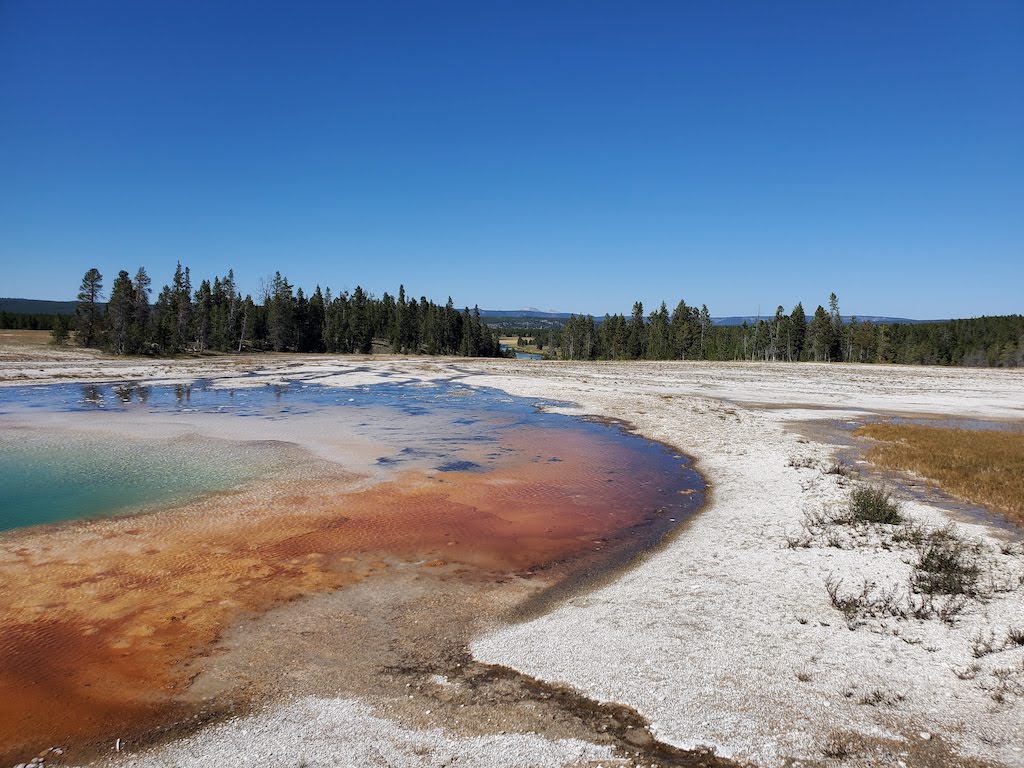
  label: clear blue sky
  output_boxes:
[2,1,1021,318]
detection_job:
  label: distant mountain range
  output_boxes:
[0,298,79,315]
[710,315,936,326]
[0,298,942,327]
[478,309,572,319]
[480,307,937,326]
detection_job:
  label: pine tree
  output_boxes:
[423,300,440,354]
[75,268,104,347]
[266,272,295,352]
[239,295,256,352]
[628,301,645,358]
[443,297,459,354]
[194,279,213,352]
[770,305,786,362]
[699,304,711,359]
[788,303,807,361]
[351,286,372,353]
[646,302,670,360]
[809,305,830,361]
[151,285,175,354]
[50,314,69,345]
[222,269,240,351]
[828,292,843,362]
[306,286,326,353]
[106,270,134,354]
[459,307,472,356]
[670,299,694,359]
[130,267,151,353]
[612,314,630,359]
[168,262,192,352]
[391,285,407,352]
[563,314,598,360]
[402,291,419,352]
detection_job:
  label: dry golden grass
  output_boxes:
[855,423,1024,526]
[0,329,52,348]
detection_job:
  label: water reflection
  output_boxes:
[82,383,153,407]
[5,380,703,504]
[81,385,103,406]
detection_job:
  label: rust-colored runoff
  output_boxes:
[0,425,697,762]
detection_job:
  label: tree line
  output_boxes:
[547,293,1024,368]
[0,311,62,331]
[59,265,505,358]
[5,276,1020,367]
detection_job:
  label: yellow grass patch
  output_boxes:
[855,423,1024,526]
[0,329,52,348]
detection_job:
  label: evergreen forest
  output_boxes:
[538,293,1024,368]
[2,269,1021,367]
[50,265,504,358]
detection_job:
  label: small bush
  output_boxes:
[971,630,998,658]
[783,530,813,549]
[847,486,903,525]
[912,525,981,597]
[821,731,860,759]
[825,460,851,476]
[825,575,906,628]
[892,520,929,546]
[858,688,904,707]
[972,627,1024,658]
[987,664,1024,704]
[954,663,981,680]
[935,595,968,624]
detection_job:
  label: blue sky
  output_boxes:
[2,1,1021,318]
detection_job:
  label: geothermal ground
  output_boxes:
[1,342,1022,768]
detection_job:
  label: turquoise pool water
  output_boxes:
[0,378,703,535]
[0,433,280,532]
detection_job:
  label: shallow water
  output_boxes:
[498,344,542,360]
[0,434,285,531]
[0,378,700,532]
[0,377,704,761]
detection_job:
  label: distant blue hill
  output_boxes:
[479,309,573,319]
[0,298,79,315]
[0,298,941,326]
[481,308,935,326]
[710,315,936,326]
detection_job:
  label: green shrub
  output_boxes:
[912,525,981,596]
[847,486,903,525]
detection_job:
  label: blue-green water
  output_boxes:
[0,378,703,534]
[0,433,280,532]
[499,344,542,360]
